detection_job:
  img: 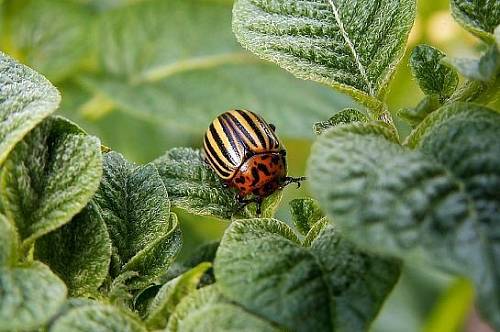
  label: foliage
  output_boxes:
[0,0,499,331]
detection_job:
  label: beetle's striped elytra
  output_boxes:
[203,109,305,215]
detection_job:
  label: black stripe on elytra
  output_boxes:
[251,167,260,185]
[227,113,258,147]
[209,123,236,166]
[219,117,242,162]
[204,136,231,177]
[251,111,280,149]
[237,110,268,149]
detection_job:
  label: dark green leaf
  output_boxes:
[0,262,67,331]
[289,198,324,235]
[50,304,147,332]
[313,108,369,135]
[0,214,17,267]
[232,0,416,109]
[450,0,500,42]
[215,218,400,331]
[34,202,112,297]
[0,116,102,252]
[397,95,441,127]
[0,51,60,165]
[444,44,499,82]
[409,45,458,99]
[145,262,212,330]
[8,0,93,82]
[94,152,181,288]
[166,285,278,332]
[411,103,500,328]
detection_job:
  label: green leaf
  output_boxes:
[397,95,441,127]
[0,213,18,267]
[411,103,500,328]
[145,262,211,330]
[232,0,416,109]
[0,262,67,331]
[308,123,483,272]
[153,148,281,220]
[289,198,324,235]
[0,51,60,165]
[50,304,147,332]
[166,285,278,332]
[79,0,355,142]
[214,218,401,331]
[0,116,102,252]
[450,0,500,42]
[313,108,368,135]
[409,45,458,100]
[444,44,499,82]
[8,0,93,82]
[94,151,181,288]
[34,202,112,297]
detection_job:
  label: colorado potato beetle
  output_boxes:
[203,109,306,215]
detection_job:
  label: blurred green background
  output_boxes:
[0,0,492,330]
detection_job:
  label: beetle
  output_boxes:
[203,109,305,215]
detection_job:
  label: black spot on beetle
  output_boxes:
[251,167,260,185]
[235,176,246,184]
[261,155,270,160]
[271,155,280,165]
[257,163,271,176]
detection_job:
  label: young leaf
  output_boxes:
[145,262,211,330]
[0,116,102,252]
[410,103,500,328]
[289,198,324,235]
[34,202,112,297]
[450,0,500,42]
[0,262,67,331]
[444,44,499,82]
[94,152,181,289]
[0,214,18,266]
[50,304,147,332]
[409,45,459,100]
[232,0,416,109]
[308,121,498,327]
[8,0,93,82]
[166,285,278,332]
[0,51,60,165]
[397,95,441,127]
[214,218,401,331]
[313,108,368,135]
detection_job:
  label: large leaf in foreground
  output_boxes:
[35,202,112,297]
[0,51,60,164]
[94,152,181,288]
[0,116,102,252]
[232,0,416,108]
[214,218,400,331]
[0,262,67,331]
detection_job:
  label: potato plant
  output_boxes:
[0,0,499,331]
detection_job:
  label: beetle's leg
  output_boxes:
[236,195,263,217]
[283,176,307,188]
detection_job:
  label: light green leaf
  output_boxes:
[145,262,211,330]
[450,0,500,42]
[397,96,441,127]
[79,0,355,142]
[50,304,147,332]
[232,0,416,109]
[0,51,60,165]
[444,45,499,82]
[0,214,18,267]
[94,151,181,289]
[308,123,484,270]
[313,108,368,135]
[34,202,112,297]
[289,198,324,235]
[166,285,278,332]
[412,103,500,328]
[153,148,281,220]
[215,218,401,331]
[8,0,93,82]
[409,45,458,99]
[0,262,67,331]
[0,116,102,252]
